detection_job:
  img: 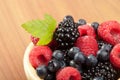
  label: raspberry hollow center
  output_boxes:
[69,76,75,80]
[38,55,47,64]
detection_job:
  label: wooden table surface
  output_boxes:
[0,0,120,80]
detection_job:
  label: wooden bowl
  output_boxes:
[23,43,120,80]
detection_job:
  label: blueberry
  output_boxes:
[36,65,48,78]
[59,61,66,68]
[63,15,74,22]
[52,50,64,60]
[97,49,109,61]
[69,60,76,67]
[101,44,112,52]
[91,22,99,32]
[86,54,98,67]
[69,60,83,73]
[68,47,80,59]
[78,19,86,25]
[74,52,86,64]
[44,74,55,80]
[47,59,61,72]
[93,77,104,80]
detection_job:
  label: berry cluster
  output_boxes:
[28,16,120,80]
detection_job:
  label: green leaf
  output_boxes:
[21,14,57,45]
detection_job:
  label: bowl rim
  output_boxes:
[23,42,42,80]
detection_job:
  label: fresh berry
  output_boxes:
[82,61,118,80]
[44,74,55,80]
[74,52,86,64]
[75,36,98,56]
[63,15,74,22]
[93,77,104,80]
[36,65,48,79]
[78,19,86,26]
[56,67,82,80]
[69,60,76,67]
[101,44,112,52]
[52,50,64,60]
[86,54,98,67]
[91,22,99,33]
[98,20,120,45]
[59,61,66,68]
[47,40,58,51]
[69,60,83,73]
[54,16,79,48]
[29,46,52,68]
[63,50,72,66]
[78,25,96,38]
[68,47,80,59]
[110,43,120,68]
[31,36,39,45]
[47,59,61,72]
[97,40,113,51]
[97,49,110,62]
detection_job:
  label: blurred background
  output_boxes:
[0,0,120,80]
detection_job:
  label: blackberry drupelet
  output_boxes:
[98,40,105,49]
[82,61,119,80]
[97,40,113,50]
[54,15,79,48]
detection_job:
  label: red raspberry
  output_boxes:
[78,25,96,38]
[75,36,98,56]
[29,46,52,68]
[110,43,120,68]
[56,67,81,80]
[31,36,39,45]
[98,20,120,45]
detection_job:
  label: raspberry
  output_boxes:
[75,36,98,56]
[78,25,96,38]
[56,67,82,80]
[98,20,120,45]
[29,46,52,68]
[82,61,118,80]
[54,16,79,48]
[31,36,39,45]
[110,43,120,68]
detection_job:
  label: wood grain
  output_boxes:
[0,0,120,80]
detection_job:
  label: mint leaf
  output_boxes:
[22,14,57,45]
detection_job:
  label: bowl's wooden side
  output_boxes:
[23,42,42,80]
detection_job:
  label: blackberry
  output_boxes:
[54,16,79,48]
[97,40,113,50]
[82,61,119,80]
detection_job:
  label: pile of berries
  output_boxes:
[29,15,120,80]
